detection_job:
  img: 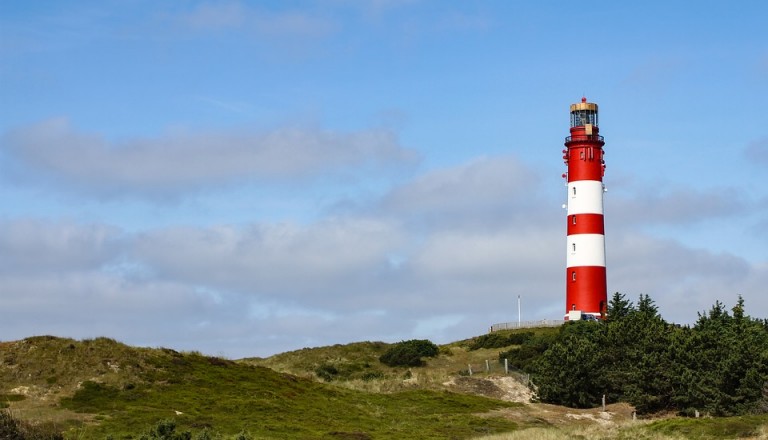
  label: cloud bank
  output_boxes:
[1,140,765,357]
[1,118,417,196]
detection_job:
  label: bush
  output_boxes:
[139,419,191,440]
[315,364,339,381]
[0,410,64,440]
[0,411,22,440]
[379,340,439,367]
[498,332,557,371]
[361,371,384,381]
[469,332,534,350]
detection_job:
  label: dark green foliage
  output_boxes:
[605,291,632,322]
[498,331,558,371]
[0,394,25,410]
[529,295,768,415]
[0,410,64,440]
[60,381,140,413]
[139,419,191,440]
[312,359,384,382]
[671,297,768,415]
[469,331,533,350]
[361,371,384,381]
[315,363,340,381]
[379,340,439,367]
[129,421,251,440]
[0,411,22,440]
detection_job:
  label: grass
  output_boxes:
[9,339,518,439]
[641,415,768,439]
[474,415,768,440]
[244,329,552,393]
[3,333,768,439]
[61,367,521,439]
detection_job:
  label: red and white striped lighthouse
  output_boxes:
[563,97,607,320]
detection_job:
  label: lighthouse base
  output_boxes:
[565,266,607,317]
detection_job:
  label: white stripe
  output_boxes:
[567,180,604,215]
[566,234,606,267]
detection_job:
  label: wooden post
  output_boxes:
[602,394,606,411]
[504,358,509,374]
[485,360,490,372]
[468,364,473,376]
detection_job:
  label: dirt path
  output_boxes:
[443,374,636,430]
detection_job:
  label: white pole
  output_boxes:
[518,295,521,327]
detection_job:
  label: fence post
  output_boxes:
[602,394,606,411]
[504,358,509,374]
[485,360,490,372]
[468,364,473,376]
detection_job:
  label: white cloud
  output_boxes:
[608,186,747,227]
[132,218,407,306]
[379,155,552,230]
[1,155,766,358]
[1,118,417,196]
[0,219,121,274]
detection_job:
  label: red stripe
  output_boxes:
[566,144,604,182]
[565,266,607,316]
[567,214,604,235]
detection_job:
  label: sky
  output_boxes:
[1,0,767,359]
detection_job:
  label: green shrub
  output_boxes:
[469,332,534,350]
[361,371,384,381]
[498,332,557,371]
[315,364,339,381]
[139,419,191,440]
[0,409,64,440]
[379,340,439,367]
[0,411,21,440]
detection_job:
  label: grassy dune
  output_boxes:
[2,332,767,439]
[1,336,520,439]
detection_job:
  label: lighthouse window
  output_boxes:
[572,187,576,196]
[572,243,576,252]
[580,151,585,159]
[572,216,576,225]
[570,110,598,127]
[571,271,576,281]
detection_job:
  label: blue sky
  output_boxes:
[1,0,767,358]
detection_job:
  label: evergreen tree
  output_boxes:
[606,292,632,322]
[531,322,606,408]
[530,294,768,416]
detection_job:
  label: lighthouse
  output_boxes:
[563,98,607,320]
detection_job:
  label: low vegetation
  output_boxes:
[1,337,520,439]
[468,332,534,351]
[528,294,768,416]
[1,295,767,439]
[378,339,440,367]
[1,410,64,440]
[475,415,768,440]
